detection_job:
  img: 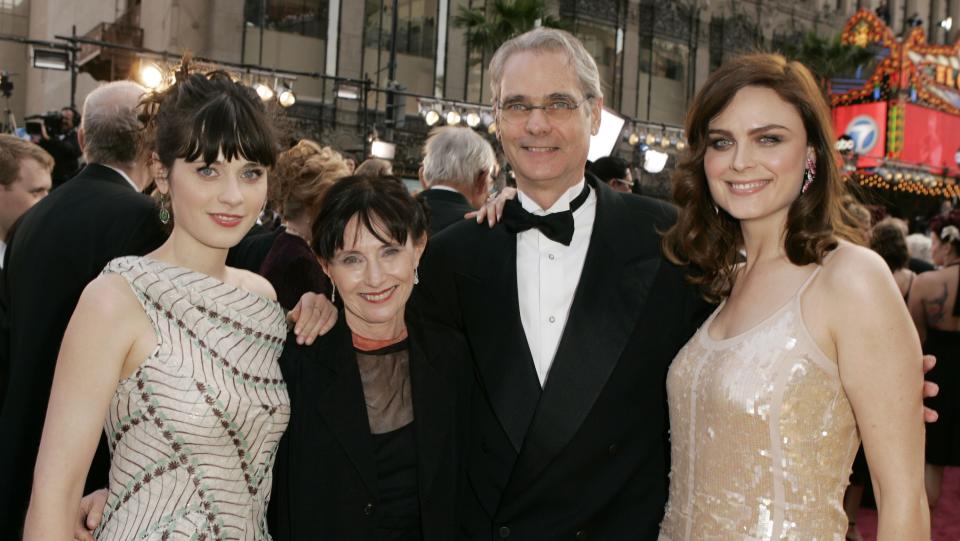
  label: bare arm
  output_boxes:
[22,275,150,540]
[830,249,929,540]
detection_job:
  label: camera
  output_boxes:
[24,111,66,137]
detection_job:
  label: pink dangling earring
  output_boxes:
[801,156,816,194]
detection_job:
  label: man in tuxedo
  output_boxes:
[410,28,709,540]
[0,81,167,531]
[417,126,497,235]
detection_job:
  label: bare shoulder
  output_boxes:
[229,268,277,301]
[77,273,144,321]
[819,241,896,300]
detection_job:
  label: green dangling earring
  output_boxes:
[159,193,171,225]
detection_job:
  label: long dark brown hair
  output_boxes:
[662,53,864,301]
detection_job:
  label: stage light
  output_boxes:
[424,110,440,126]
[140,63,164,89]
[277,84,296,107]
[628,132,640,146]
[465,111,481,128]
[254,83,274,101]
[446,110,462,125]
[643,149,669,173]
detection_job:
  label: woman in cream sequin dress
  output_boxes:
[659,54,929,540]
[24,67,290,540]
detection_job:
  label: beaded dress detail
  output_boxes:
[659,265,859,541]
[94,256,290,541]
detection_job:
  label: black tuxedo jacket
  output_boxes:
[417,188,475,236]
[269,312,464,541]
[411,176,710,540]
[0,164,167,530]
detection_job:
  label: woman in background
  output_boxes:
[261,140,349,310]
[909,209,960,520]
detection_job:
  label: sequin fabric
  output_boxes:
[659,267,859,541]
[94,256,290,541]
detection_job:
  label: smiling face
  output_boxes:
[495,49,602,195]
[157,152,267,250]
[703,85,813,229]
[321,215,426,339]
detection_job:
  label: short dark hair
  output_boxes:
[311,175,428,261]
[870,221,909,271]
[587,156,628,183]
[140,67,278,170]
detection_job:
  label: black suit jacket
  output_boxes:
[0,164,167,531]
[411,176,710,540]
[269,312,463,541]
[418,188,475,236]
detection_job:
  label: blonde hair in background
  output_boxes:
[0,135,54,186]
[270,140,350,221]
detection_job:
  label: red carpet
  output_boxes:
[856,467,960,540]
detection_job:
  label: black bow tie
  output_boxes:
[501,183,591,246]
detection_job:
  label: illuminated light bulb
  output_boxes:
[424,110,440,126]
[140,64,164,89]
[254,83,274,101]
[445,110,462,125]
[465,111,481,128]
[277,89,296,107]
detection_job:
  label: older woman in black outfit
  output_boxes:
[268,175,461,541]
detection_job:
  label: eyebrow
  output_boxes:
[501,92,579,103]
[708,124,791,137]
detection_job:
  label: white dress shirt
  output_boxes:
[102,164,140,191]
[0,240,6,269]
[516,179,596,386]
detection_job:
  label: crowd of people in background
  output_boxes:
[0,26,949,541]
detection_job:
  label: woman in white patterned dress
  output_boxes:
[24,64,290,540]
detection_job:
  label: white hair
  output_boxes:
[421,127,496,189]
[81,80,146,165]
[488,27,603,106]
[907,232,932,263]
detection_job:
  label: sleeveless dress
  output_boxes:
[94,256,290,541]
[659,265,859,541]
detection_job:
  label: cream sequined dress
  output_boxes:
[659,265,859,541]
[94,256,290,541]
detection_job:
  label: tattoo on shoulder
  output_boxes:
[927,283,950,324]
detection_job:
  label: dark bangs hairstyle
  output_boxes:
[311,175,428,261]
[662,53,864,302]
[138,58,279,172]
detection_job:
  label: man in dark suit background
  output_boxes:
[0,81,167,532]
[417,126,497,235]
[410,28,709,540]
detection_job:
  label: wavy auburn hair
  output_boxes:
[662,53,864,301]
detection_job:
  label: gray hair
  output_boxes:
[488,27,603,106]
[422,127,496,189]
[81,80,145,165]
[907,232,932,263]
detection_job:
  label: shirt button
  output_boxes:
[548,316,556,323]
[498,526,511,538]
[576,530,588,540]
[363,503,375,515]
[548,253,556,260]
[608,443,618,455]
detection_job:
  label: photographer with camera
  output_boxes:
[27,107,80,189]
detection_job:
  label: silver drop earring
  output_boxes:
[414,267,420,285]
[330,284,336,304]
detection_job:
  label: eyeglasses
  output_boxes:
[496,96,593,124]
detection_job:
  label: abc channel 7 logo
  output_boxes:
[843,115,879,155]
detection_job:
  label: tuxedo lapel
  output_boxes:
[409,317,455,501]
[510,178,661,486]
[310,322,378,495]
[456,226,542,452]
